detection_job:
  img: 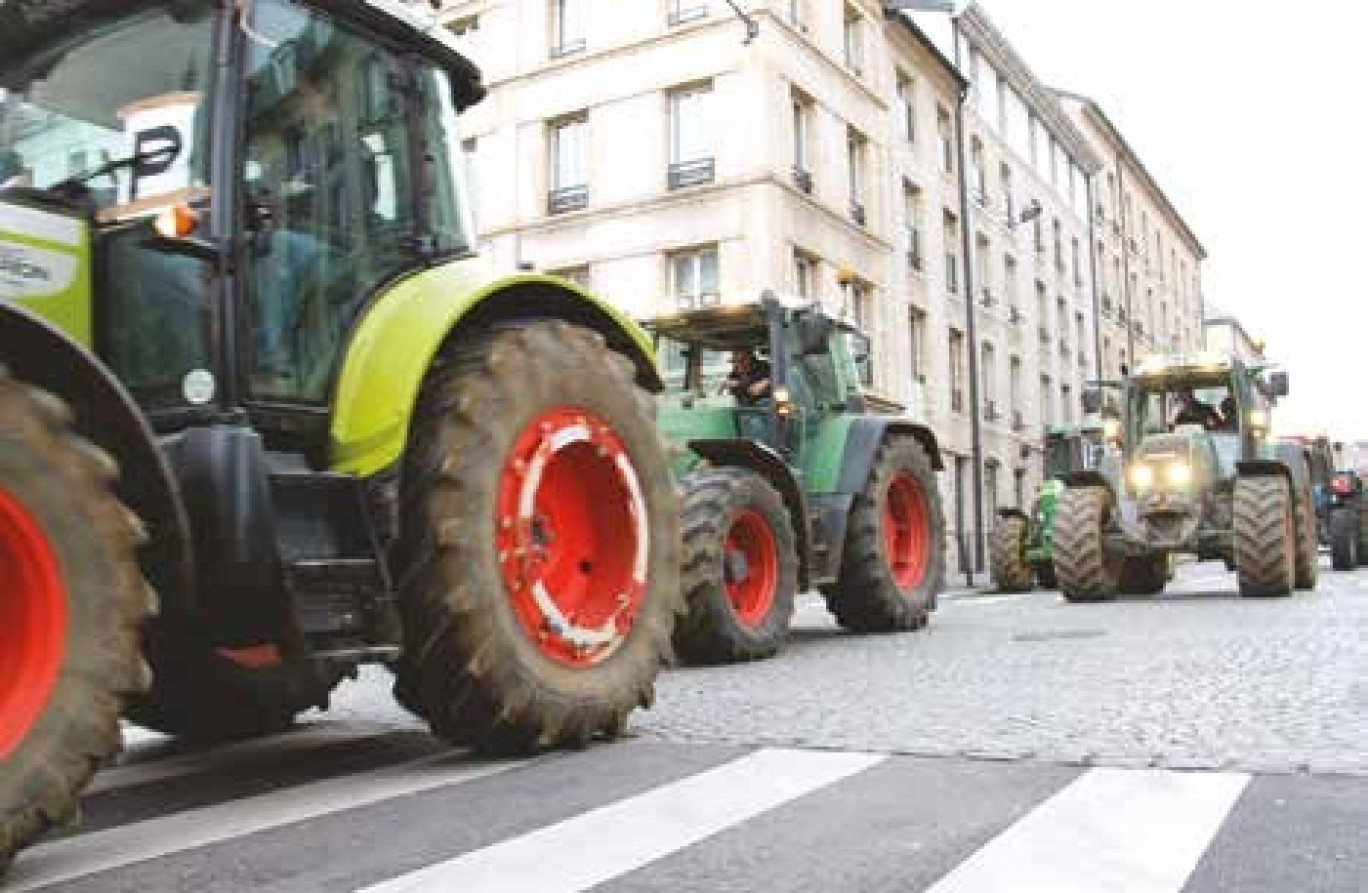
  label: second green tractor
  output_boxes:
[647,294,947,664]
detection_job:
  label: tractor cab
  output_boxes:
[648,293,869,466]
[0,0,482,428]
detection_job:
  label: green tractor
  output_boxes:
[989,421,1119,592]
[647,293,946,664]
[1052,340,1316,601]
[0,0,683,870]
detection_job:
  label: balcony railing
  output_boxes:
[677,291,721,310]
[979,288,994,308]
[850,201,867,227]
[1012,410,1025,432]
[668,157,716,190]
[793,166,813,194]
[547,184,589,215]
[1008,305,1022,325]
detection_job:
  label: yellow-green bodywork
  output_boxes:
[0,205,93,346]
[330,257,659,476]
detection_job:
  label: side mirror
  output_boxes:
[795,312,834,355]
[1081,387,1103,415]
[1268,370,1289,397]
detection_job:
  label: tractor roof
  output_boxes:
[645,292,860,350]
[1131,350,1240,384]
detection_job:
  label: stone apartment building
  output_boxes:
[419,0,1204,577]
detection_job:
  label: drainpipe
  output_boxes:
[952,26,985,581]
[1086,173,1104,382]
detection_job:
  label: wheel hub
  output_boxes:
[723,509,778,628]
[0,486,67,759]
[884,472,931,590]
[496,409,648,668]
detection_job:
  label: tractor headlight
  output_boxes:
[1103,418,1121,442]
[773,386,793,417]
[1248,409,1269,433]
[1166,460,1192,487]
[1129,463,1155,490]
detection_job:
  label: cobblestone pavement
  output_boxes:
[635,559,1368,774]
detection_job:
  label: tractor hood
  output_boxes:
[0,194,92,347]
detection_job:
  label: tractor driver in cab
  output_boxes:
[724,348,772,405]
[1172,387,1221,431]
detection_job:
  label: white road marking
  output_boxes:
[7,752,528,892]
[356,747,886,893]
[92,722,396,795]
[925,767,1250,893]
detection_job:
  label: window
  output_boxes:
[897,74,916,142]
[977,60,1000,134]
[551,0,585,57]
[1050,138,1064,188]
[970,137,987,203]
[847,127,867,225]
[794,250,816,300]
[1030,116,1045,168]
[1071,237,1081,285]
[1052,218,1063,268]
[669,84,714,187]
[937,107,954,174]
[949,328,965,412]
[904,183,924,270]
[1040,374,1053,426]
[791,90,812,187]
[1062,384,1073,423]
[672,245,719,309]
[1009,354,1023,418]
[985,461,1000,518]
[242,0,432,402]
[668,0,709,27]
[944,210,960,294]
[1032,210,1044,254]
[981,341,997,410]
[1000,162,1014,222]
[786,0,804,26]
[548,114,588,213]
[842,6,863,74]
[1014,467,1027,510]
[976,233,991,303]
[1057,297,1068,344]
[1005,88,1030,160]
[1004,254,1018,311]
[850,281,875,387]
[909,307,927,382]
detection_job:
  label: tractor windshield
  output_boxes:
[0,3,214,213]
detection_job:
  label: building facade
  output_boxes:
[1054,91,1207,380]
[419,0,1203,578]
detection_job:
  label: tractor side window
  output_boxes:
[417,67,476,255]
[241,0,419,402]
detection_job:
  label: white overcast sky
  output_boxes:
[954,1,1366,441]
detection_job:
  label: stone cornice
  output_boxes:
[957,3,1101,175]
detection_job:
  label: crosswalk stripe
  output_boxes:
[924,767,1250,893]
[356,747,886,893]
[92,722,396,795]
[7,751,530,892]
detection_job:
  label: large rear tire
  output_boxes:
[673,468,798,665]
[393,321,681,753]
[1234,475,1295,598]
[1329,506,1358,571]
[988,515,1034,593]
[0,373,153,872]
[822,437,944,633]
[1292,490,1319,590]
[1052,487,1121,603]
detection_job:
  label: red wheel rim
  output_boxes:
[0,486,67,760]
[723,509,779,627]
[495,408,648,668]
[883,472,931,590]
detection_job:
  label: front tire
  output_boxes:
[1118,554,1168,596]
[988,514,1034,593]
[673,469,798,665]
[393,321,681,753]
[1329,507,1358,571]
[1052,487,1121,602]
[1234,475,1295,598]
[822,437,944,632]
[0,373,153,872]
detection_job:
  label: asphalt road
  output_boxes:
[10,558,1367,892]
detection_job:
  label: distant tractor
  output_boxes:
[0,0,683,871]
[1053,322,1316,601]
[990,421,1119,592]
[1327,464,1368,570]
[648,294,946,664]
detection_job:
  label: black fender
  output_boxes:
[996,506,1029,522]
[1059,470,1115,493]
[0,300,194,613]
[688,437,815,590]
[835,417,945,496]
